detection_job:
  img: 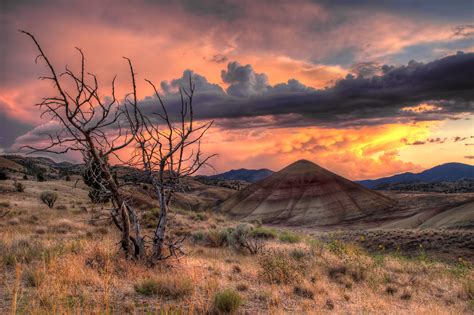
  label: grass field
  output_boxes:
[0,178,473,314]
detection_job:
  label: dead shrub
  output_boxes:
[386,286,398,295]
[48,219,75,234]
[236,283,248,291]
[13,181,25,192]
[293,285,314,299]
[400,290,412,300]
[258,250,305,284]
[23,268,45,287]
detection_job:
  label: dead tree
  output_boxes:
[20,30,144,259]
[128,77,215,261]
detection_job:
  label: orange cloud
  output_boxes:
[199,122,432,180]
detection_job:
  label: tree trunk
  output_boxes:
[86,136,144,259]
[152,187,168,259]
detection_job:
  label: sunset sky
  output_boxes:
[0,0,473,179]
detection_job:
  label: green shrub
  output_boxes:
[192,230,207,243]
[213,289,242,314]
[278,231,301,243]
[229,224,264,254]
[141,208,160,228]
[250,226,277,239]
[327,239,348,257]
[1,239,45,267]
[289,248,308,260]
[448,258,472,278]
[194,213,208,221]
[40,191,58,208]
[134,277,193,299]
[207,228,231,247]
[306,238,325,256]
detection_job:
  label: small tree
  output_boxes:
[21,30,143,259]
[0,169,8,180]
[130,78,215,260]
[40,191,58,208]
[36,172,45,182]
[13,181,25,192]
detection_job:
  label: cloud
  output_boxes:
[208,54,228,63]
[160,69,225,95]
[221,61,270,97]
[0,110,33,147]
[198,123,428,179]
[7,52,474,158]
[453,136,468,142]
[453,25,474,38]
[464,156,474,159]
[350,61,382,78]
[405,136,473,145]
[140,52,474,129]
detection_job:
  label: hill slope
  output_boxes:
[219,159,396,227]
[358,163,474,189]
[209,168,274,183]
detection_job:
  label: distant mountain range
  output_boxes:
[3,154,473,191]
[209,168,274,183]
[357,163,474,189]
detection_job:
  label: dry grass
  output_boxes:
[0,178,473,314]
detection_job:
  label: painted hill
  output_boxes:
[419,199,474,229]
[219,159,396,227]
[358,163,474,189]
[209,168,274,183]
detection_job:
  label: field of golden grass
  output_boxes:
[0,178,473,314]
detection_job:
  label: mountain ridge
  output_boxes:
[209,167,274,183]
[357,162,474,189]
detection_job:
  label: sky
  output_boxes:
[0,0,473,180]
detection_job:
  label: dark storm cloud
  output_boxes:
[350,62,381,78]
[221,62,270,97]
[160,70,224,95]
[173,0,243,21]
[316,0,474,21]
[0,110,33,148]
[141,52,474,128]
[14,52,474,151]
